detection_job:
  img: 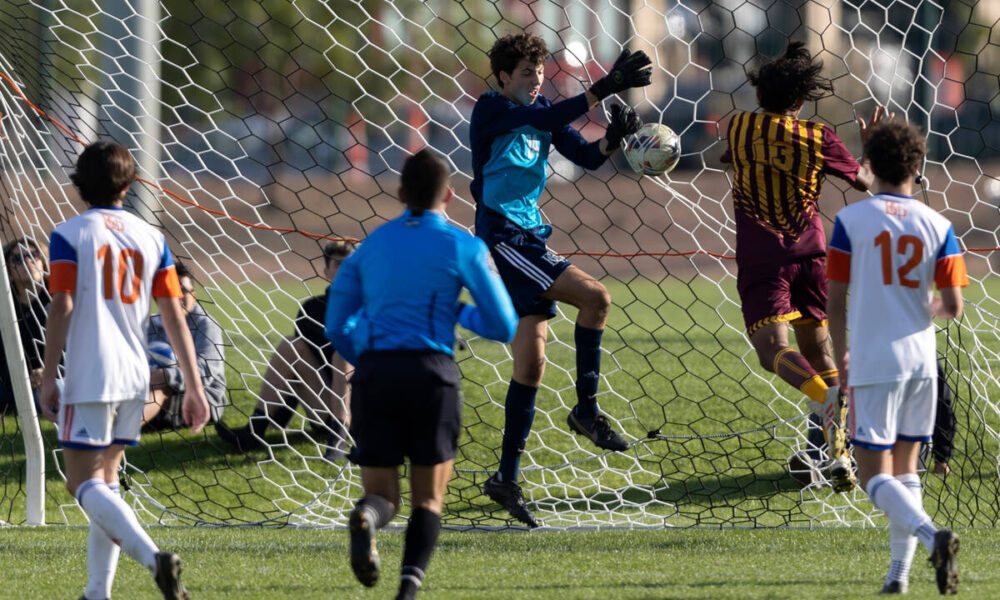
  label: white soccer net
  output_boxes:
[0,0,998,529]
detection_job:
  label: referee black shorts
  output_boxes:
[348,350,462,467]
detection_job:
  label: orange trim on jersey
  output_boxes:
[152,266,182,298]
[826,248,851,283]
[935,255,969,289]
[49,261,77,293]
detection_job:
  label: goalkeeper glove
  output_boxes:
[589,49,653,101]
[604,103,642,150]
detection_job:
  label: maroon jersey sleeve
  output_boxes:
[821,127,860,183]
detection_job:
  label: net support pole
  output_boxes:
[0,246,45,526]
[100,0,162,221]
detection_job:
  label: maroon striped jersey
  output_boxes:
[721,111,860,267]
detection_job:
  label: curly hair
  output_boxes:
[70,141,137,207]
[489,32,548,88]
[749,41,834,114]
[863,120,926,185]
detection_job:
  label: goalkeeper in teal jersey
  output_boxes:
[470,32,652,527]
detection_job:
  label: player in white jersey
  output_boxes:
[39,141,210,600]
[826,120,967,595]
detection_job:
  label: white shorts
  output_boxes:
[57,400,144,449]
[848,377,936,450]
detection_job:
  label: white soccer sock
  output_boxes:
[85,482,123,600]
[76,478,159,575]
[867,473,937,553]
[885,473,921,585]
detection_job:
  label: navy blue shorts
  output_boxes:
[477,212,571,319]
[348,350,462,467]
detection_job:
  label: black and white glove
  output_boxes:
[589,49,653,101]
[604,103,642,150]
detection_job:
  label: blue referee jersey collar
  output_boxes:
[403,208,446,222]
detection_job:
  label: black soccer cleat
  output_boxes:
[929,529,960,595]
[349,505,381,587]
[483,475,540,528]
[214,421,264,452]
[153,552,190,600]
[566,411,629,452]
[878,580,908,594]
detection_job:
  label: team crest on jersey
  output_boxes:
[524,136,541,160]
[102,214,125,233]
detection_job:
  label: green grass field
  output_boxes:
[1,273,999,596]
[2,526,999,599]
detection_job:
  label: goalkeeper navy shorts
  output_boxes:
[477,210,571,319]
[348,350,462,467]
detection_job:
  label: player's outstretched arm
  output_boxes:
[587,49,653,104]
[39,291,73,422]
[456,238,517,343]
[600,103,642,156]
[324,258,363,366]
[851,105,893,191]
[157,296,210,433]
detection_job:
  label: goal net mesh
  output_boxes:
[0,0,998,528]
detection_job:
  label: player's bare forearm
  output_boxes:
[853,163,874,191]
[157,297,203,392]
[39,292,73,421]
[585,89,600,109]
[41,293,72,382]
[934,287,964,320]
[332,353,351,405]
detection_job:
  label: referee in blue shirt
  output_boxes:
[325,149,517,600]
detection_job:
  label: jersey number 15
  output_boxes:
[97,245,144,303]
[874,231,923,289]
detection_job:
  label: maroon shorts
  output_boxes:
[737,255,828,335]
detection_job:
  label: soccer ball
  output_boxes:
[148,340,176,368]
[624,123,681,176]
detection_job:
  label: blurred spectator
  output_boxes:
[0,237,49,413]
[142,261,226,429]
[215,241,354,459]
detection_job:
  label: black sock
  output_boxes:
[248,407,270,437]
[497,380,537,482]
[574,324,603,420]
[356,494,395,529]
[395,578,419,600]
[271,392,300,428]
[326,418,347,445]
[398,507,441,597]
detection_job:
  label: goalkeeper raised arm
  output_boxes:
[469,31,651,527]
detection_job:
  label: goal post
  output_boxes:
[0,0,998,529]
[0,241,44,526]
